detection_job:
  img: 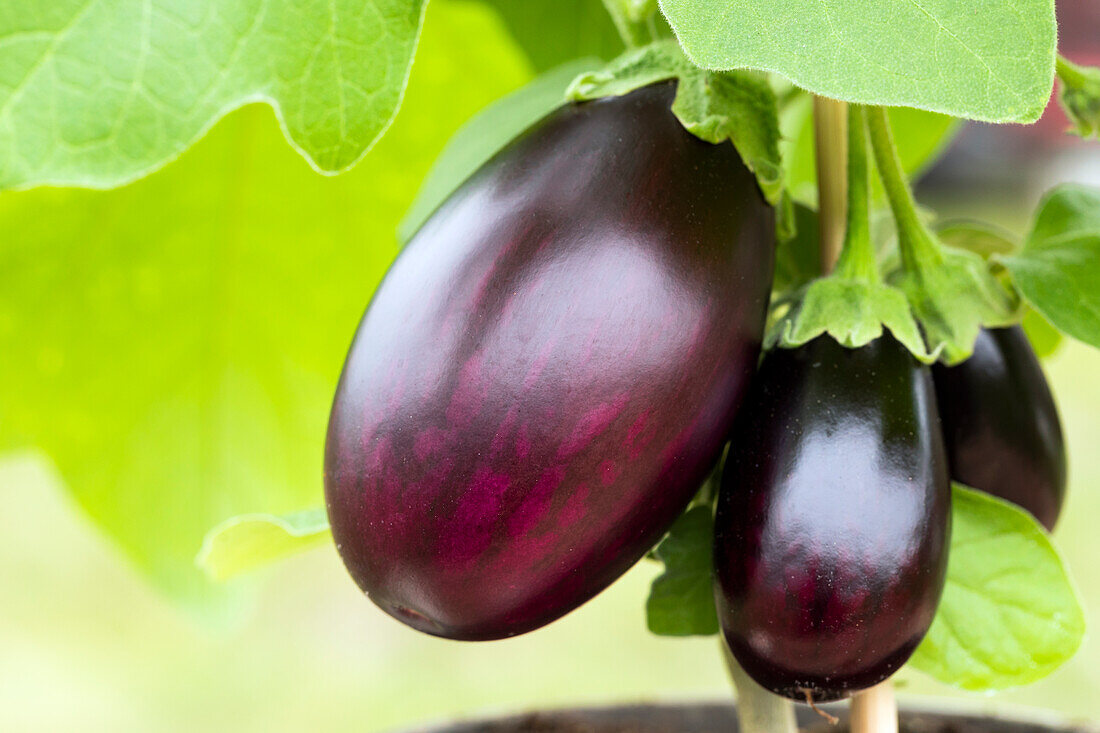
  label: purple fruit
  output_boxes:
[325,83,775,641]
[932,326,1066,530]
[714,335,950,701]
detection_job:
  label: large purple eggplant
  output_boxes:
[325,83,775,641]
[714,335,950,701]
[932,325,1066,530]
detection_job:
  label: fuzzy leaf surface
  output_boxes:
[659,0,1056,123]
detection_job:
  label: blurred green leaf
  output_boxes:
[0,2,531,609]
[1004,185,1100,350]
[1022,309,1064,360]
[909,484,1085,690]
[399,58,594,243]
[0,0,431,190]
[936,220,1019,258]
[477,0,623,71]
[197,509,330,582]
[646,505,718,637]
[659,0,1055,123]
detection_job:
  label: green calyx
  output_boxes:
[769,106,932,361]
[567,41,783,204]
[1056,55,1100,139]
[865,106,1019,364]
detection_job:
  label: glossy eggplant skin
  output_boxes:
[932,326,1066,531]
[325,83,775,641]
[714,336,950,701]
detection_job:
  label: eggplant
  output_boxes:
[714,335,950,701]
[325,82,775,641]
[932,325,1066,530]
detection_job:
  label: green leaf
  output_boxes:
[399,58,597,243]
[909,484,1085,691]
[1056,56,1100,139]
[1003,185,1100,350]
[0,2,531,608]
[936,220,1019,258]
[1022,309,1064,359]
[0,0,428,191]
[646,505,719,637]
[770,278,933,361]
[477,0,623,71]
[659,0,1056,123]
[197,509,330,582]
[570,41,782,203]
[781,101,958,205]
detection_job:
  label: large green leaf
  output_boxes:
[1004,185,1100,349]
[197,509,331,582]
[0,0,428,190]
[659,0,1056,123]
[477,0,623,71]
[0,2,531,608]
[909,485,1084,690]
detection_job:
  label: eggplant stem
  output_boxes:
[720,640,798,733]
[813,96,849,274]
[850,682,899,733]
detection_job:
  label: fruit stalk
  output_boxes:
[813,96,848,273]
[722,641,798,733]
[850,682,899,733]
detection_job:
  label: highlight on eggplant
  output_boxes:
[325,82,776,641]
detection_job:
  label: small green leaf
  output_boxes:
[399,59,598,243]
[0,0,430,190]
[1003,185,1100,350]
[1056,56,1100,139]
[646,505,719,637]
[909,484,1085,691]
[1022,309,1064,359]
[659,0,1056,123]
[197,509,331,582]
[771,278,933,361]
[570,41,782,203]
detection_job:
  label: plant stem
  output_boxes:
[850,682,899,733]
[721,640,798,733]
[865,106,943,271]
[813,96,848,274]
[833,105,879,284]
[601,0,654,47]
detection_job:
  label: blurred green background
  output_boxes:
[1,1,1099,731]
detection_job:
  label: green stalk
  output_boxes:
[832,105,879,284]
[601,0,655,47]
[1056,55,1088,88]
[814,97,848,273]
[865,106,943,272]
[721,641,798,733]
